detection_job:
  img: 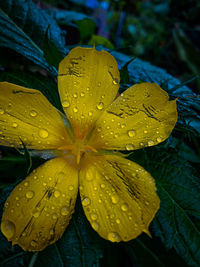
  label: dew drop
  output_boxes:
[107,232,121,242]
[31,240,37,247]
[121,123,126,129]
[57,172,65,182]
[91,213,98,220]
[26,191,35,199]
[97,127,102,133]
[73,107,78,113]
[82,197,91,207]
[157,137,162,142]
[139,142,144,147]
[97,82,101,86]
[128,130,136,137]
[100,184,105,189]
[49,229,54,235]
[126,144,134,151]
[73,93,78,98]
[15,196,19,201]
[62,100,70,108]
[111,195,119,204]
[32,209,40,218]
[88,111,93,116]
[148,140,154,146]
[54,190,61,198]
[121,203,128,211]
[30,110,37,117]
[86,173,93,181]
[0,108,5,115]
[12,122,18,128]
[61,206,69,216]
[1,220,16,239]
[80,92,85,97]
[24,182,29,187]
[116,218,121,224]
[52,213,57,219]
[144,130,148,134]
[92,222,99,230]
[39,129,49,138]
[96,102,104,110]
[68,185,74,191]
[112,79,118,85]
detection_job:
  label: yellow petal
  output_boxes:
[79,154,160,242]
[0,82,71,149]
[88,83,177,150]
[1,157,78,251]
[58,47,120,139]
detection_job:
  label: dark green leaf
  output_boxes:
[0,0,66,75]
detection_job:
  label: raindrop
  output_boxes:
[116,219,121,224]
[30,110,37,117]
[157,137,162,142]
[12,122,18,128]
[148,140,154,146]
[91,213,98,220]
[73,107,78,113]
[126,144,134,151]
[32,209,40,218]
[61,206,69,216]
[57,172,65,182]
[82,197,91,207]
[62,100,70,108]
[26,191,35,199]
[88,111,93,116]
[0,108,5,115]
[107,232,121,242]
[121,203,128,211]
[31,240,37,247]
[15,196,19,200]
[100,184,105,189]
[97,82,101,87]
[128,130,136,137]
[144,130,148,134]
[24,182,29,187]
[68,185,74,191]
[54,190,61,198]
[86,173,93,181]
[96,102,104,110]
[121,124,126,129]
[1,220,16,239]
[112,79,118,85]
[139,142,144,147]
[52,213,57,219]
[111,195,119,204]
[73,93,78,98]
[92,222,99,230]
[80,92,85,97]
[39,129,49,138]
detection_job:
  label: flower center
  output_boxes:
[58,138,97,165]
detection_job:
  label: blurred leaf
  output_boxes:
[120,57,135,84]
[76,18,96,43]
[43,27,64,69]
[20,141,32,175]
[50,9,89,25]
[0,0,66,75]
[89,35,114,50]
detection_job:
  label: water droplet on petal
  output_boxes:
[128,130,136,137]
[88,111,93,116]
[0,108,5,115]
[126,144,134,150]
[111,195,119,204]
[112,79,118,85]
[32,209,40,218]
[144,130,148,134]
[69,185,74,191]
[73,93,78,98]
[107,232,121,242]
[12,122,18,128]
[73,107,78,113]
[116,218,121,224]
[24,182,29,187]
[100,184,105,189]
[1,220,16,239]
[39,129,49,138]
[148,140,154,146]
[121,124,126,128]
[30,110,37,117]
[91,213,98,220]
[54,190,61,198]
[52,213,57,219]
[61,206,69,216]
[31,240,37,247]
[82,197,91,207]
[80,92,85,97]
[15,196,19,200]
[157,137,162,142]
[86,173,93,181]
[26,191,35,199]
[121,203,128,211]
[96,102,104,110]
[62,100,70,108]
[92,222,99,230]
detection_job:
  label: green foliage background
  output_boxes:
[0,0,200,266]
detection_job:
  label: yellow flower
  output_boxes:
[0,47,177,251]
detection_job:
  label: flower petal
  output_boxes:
[58,47,120,138]
[1,157,78,251]
[79,154,160,242]
[88,83,177,150]
[0,82,71,149]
